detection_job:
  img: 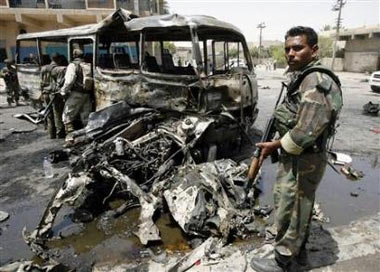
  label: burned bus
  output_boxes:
[17,9,257,117]
[16,9,258,157]
[21,11,262,254]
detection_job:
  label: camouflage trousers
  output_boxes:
[62,91,91,128]
[273,151,327,257]
[6,85,20,105]
[43,93,65,139]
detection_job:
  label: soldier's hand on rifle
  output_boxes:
[256,140,281,166]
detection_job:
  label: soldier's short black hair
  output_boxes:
[51,53,60,63]
[285,26,318,47]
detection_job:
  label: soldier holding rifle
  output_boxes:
[249,26,343,272]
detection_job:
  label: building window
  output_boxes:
[88,0,115,9]
[116,0,134,12]
[48,0,86,9]
[139,0,151,12]
[9,0,46,8]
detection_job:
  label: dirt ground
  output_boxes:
[0,69,379,270]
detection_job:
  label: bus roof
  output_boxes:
[17,10,244,41]
[17,8,134,40]
[124,14,242,34]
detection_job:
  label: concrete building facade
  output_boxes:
[338,25,380,72]
[0,0,167,66]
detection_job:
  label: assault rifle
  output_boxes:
[247,82,286,188]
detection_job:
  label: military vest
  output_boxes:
[71,59,85,93]
[274,65,343,151]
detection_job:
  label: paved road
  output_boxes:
[0,70,379,271]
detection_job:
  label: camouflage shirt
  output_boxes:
[274,60,343,155]
[0,65,18,89]
[40,61,58,94]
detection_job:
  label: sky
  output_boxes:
[167,0,380,42]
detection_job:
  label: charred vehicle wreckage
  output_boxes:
[19,9,264,263]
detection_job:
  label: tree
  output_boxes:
[321,24,332,31]
[318,36,333,58]
[164,42,176,54]
[249,47,259,59]
[269,45,286,67]
[229,48,239,58]
[154,42,177,54]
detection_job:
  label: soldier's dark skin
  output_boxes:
[256,34,319,166]
[285,35,318,72]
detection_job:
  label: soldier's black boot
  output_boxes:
[250,251,291,272]
[7,97,13,106]
[295,247,309,267]
[57,130,66,139]
[250,258,284,272]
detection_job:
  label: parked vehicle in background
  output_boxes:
[369,71,380,92]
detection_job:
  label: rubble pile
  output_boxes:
[23,101,261,261]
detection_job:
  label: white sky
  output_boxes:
[167,0,380,42]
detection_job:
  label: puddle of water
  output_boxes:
[43,202,190,268]
[256,154,380,227]
[1,154,378,267]
[0,201,48,264]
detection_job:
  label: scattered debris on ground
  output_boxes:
[370,127,380,134]
[340,164,365,181]
[22,101,267,264]
[329,151,352,166]
[350,191,359,197]
[363,101,379,115]
[313,202,330,223]
[0,211,9,222]
[0,260,64,272]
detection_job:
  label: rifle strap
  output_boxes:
[287,66,341,95]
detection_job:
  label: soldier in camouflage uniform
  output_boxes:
[1,59,20,106]
[40,53,66,139]
[250,26,343,272]
[60,48,92,146]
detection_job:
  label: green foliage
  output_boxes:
[318,36,333,58]
[229,48,239,58]
[321,24,332,31]
[250,46,270,59]
[269,45,287,66]
[250,47,259,58]
[164,42,176,54]
[153,41,177,54]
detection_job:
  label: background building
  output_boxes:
[320,25,380,72]
[0,0,168,66]
[338,25,380,72]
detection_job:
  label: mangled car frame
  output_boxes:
[20,9,261,259]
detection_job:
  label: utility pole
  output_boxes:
[331,0,346,70]
[257,22,266,64]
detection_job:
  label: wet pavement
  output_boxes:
[0,69,379,270]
